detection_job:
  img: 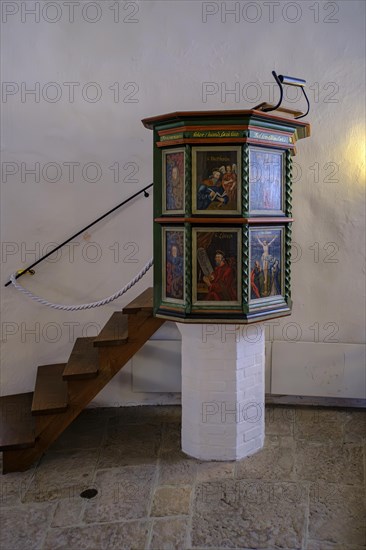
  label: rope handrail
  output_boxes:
[9,258,153,311]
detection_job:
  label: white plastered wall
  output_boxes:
[1,0,365,403]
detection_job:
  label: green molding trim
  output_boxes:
[242,224,250,312]
[153,223,162,315]
[153,129,163,314]
[242,144,250,215]
[184,222,192,314]
[285,150,293,217]
[185,145,192,217]
[285,223,292,302]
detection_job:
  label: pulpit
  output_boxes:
[142,106,310,460]
[142,109,310,324]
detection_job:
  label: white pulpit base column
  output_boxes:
[178,323,265,461]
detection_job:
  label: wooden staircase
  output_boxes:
[0,288,165,474]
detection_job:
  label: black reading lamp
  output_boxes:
[256,70,310,119]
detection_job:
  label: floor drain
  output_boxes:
[80,488,98,499]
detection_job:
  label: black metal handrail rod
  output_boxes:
[5,183,153,287]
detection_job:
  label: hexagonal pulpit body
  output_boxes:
[142,109,310,324]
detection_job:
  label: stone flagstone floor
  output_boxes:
[0,405,365,550]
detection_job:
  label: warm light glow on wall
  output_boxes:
[343,123,366,186]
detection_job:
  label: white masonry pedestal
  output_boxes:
[178,323,265,461]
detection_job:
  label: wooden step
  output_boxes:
[0,393,35,451]
[2,311,166,474]
[32,364,68,415]
[62,337,99,380]
[122,287,153,314]
[93,312,128,347]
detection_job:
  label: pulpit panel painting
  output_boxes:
[249,227,284,302]
[249,147,285,215]
[193,228,241,305]
[162,148,185,214]
[192,147,241,214]
[163,227,185,303]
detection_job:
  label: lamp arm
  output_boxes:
[262,70,310,119]
[262,71,284,113]
[295,87,310,119]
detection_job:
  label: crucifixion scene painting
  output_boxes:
[194,228,240,304]
[193,147,241,214]
[250,227,283,300]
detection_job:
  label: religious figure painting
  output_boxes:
[163,228,185,303]
[192,147,241,214]
[249,227,283,301]
[193,228,241,305]
[249,147,285,214]
[162,149,185,214]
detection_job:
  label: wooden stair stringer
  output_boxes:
[93,312,129,347]
[2,312,165,474]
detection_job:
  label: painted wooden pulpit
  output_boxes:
[142,105,310,461]
[142,108,310,324]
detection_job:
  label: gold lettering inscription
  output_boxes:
[251,131,289,143]
[192,131,241,138]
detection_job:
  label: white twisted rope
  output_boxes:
[9,258,154,311]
